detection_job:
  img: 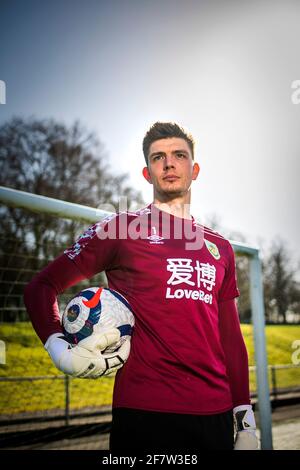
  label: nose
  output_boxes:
[163,154,175,171]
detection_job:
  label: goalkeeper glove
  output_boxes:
[44,329,130,378]
[233,404,259,450]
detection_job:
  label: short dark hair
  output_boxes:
[142,121,195,165]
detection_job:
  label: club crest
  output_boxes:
[204,239,220,260]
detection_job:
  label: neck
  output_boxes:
[153,193,192,220]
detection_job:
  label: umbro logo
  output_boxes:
[147,227,165,244]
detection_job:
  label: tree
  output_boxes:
[263,239,300,323]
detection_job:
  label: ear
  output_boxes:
[142,166,153,184]
[192,162,200,181]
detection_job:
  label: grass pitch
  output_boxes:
[0,322,299,414]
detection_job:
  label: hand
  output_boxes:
[44,329,131,378]
[233,405,259,450]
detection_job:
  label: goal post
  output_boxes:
[0,185,273,449]
[231,241,273,449]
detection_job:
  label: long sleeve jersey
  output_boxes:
[24,204,250,414]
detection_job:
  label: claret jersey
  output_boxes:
[64,204,240,415]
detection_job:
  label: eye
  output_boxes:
[152,155,164,162]
[176,153,186,159]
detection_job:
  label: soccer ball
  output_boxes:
[61,287,135,353]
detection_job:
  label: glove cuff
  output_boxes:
[44,332,66,351]
[233,404,256,432]
[44,332,71,368]
[233,404,253,414]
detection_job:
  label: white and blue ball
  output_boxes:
[62,287,134,352]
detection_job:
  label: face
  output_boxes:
[142,137,200,200]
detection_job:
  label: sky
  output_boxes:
[0,0,299,264]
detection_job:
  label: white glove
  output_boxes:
[233,405,259,450]
[44,329,131,378]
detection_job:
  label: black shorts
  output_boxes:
[110,407,234,452]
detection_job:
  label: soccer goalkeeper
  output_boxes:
[24,122,258,451]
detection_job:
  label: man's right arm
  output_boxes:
[23,252,131,378]
[24,214,119,345]
[23,254,86,344]
[23,214,131,377]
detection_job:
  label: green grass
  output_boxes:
[0,323,116,414]
[241,324,300,365]
[241,324,300,391]
[0,323,299,414]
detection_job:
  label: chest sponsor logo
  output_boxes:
[165,258,216,304]
[204,239,221,260]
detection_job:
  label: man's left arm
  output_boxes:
[218,298,258,450]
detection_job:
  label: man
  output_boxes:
[24,122,258,451]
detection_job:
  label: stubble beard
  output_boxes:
[155,183,187,201]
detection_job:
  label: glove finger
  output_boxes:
[75,355,122,379]
[104,363,124,376]
[76,352,124,379]
[79,328,121,352]
[75,355,107,378]
[105,337,131,361]
[99,339,131,375]
[60,348,97,376]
